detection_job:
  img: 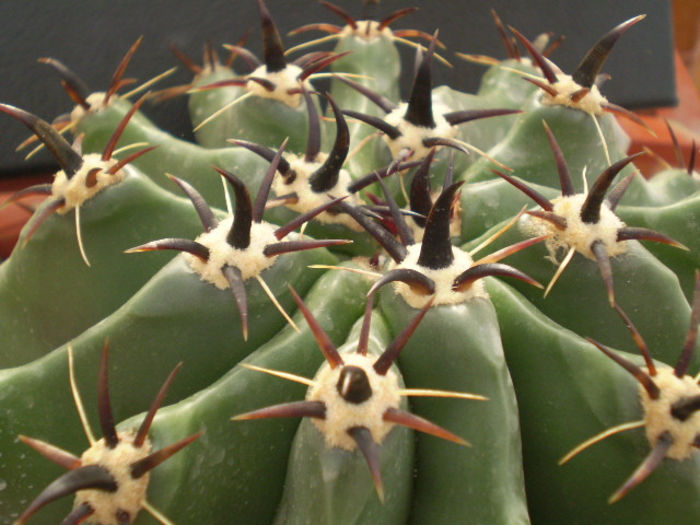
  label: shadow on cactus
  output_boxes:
[16,342,201,524]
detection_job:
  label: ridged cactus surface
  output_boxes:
[1,2,699,524]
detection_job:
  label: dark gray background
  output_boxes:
[0,0,675,175]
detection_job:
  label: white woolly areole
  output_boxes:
[519,194,627,261]
[182,219,279,289]
[272,153,363,231]
[246,64,310,108]
[307,353,401,451]
[641,367,700,461]
[74,431,151,525]
[70,92,109,123]
[384,102,457,160]
[339,20,393,41]
[540,74,608,115]
[51,153,124,213]
[390,243,487,308]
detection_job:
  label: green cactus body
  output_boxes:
[473,58,540,106]
[188,65,245,149]
[620,167,700,207]
[617,193,700,301]
[464,223,696,363]
[460,14,651,191]
[462,105,631,189]
[0,167,208,367]
[342,176,533,524]
[274,414,411,525]
[379,289,530,525]
[112,264,372,524]
[427,84,527,175]
[333,31,525,183]
[0,245,335,521]
[183,0,325,152]
[3,3,700,524]
[232,92,386,257]
[458,176,559,242]
[189,81,315,153]
[271,311,413,525]
[328,26,401,110]
[487,278,700,524]
[73,97,270,209]
[74,94,392,258]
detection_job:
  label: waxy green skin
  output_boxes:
[189,76,315,154]
[188,65,246,149]
[113,265,372,524]
[463,225,698,367]
[473,59,540,107]
[0,247,335,522]
[75,98,269,210]
[461,104,632,190]
[330,30,401,106]
[276,415,411,525]
[428,84,529,176]
[457,172,559,242]
[272,311,413,525]
[0,167,205,368]
[620,167,700,208]
[379,289,530,525]
[617,192,700,301]
[487,278,700,524]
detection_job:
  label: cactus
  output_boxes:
[1,2,698,524]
